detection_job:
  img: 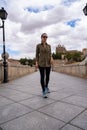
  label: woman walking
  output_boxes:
[36,33,53,98]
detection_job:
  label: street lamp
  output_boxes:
[0,7,8,83]
[83,3,87,16]
[83,4,87,64]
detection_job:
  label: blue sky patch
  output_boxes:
[27,8,39,13]
[26,5,54,13]
[0,44,3,54]
[0,47,20,57]
[67,19,81,27]
[62,0,80,6]
[6,49,20,56]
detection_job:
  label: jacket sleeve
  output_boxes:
[36,44,39,63]
[50,45,52,57]
[49,45,51,58]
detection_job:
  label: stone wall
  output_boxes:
[0,63,3,83]
[0,64,35,83]
[54,64,87,78]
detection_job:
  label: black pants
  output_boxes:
[39,66,51,92]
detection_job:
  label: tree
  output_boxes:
[19,58,27,65]
[52,52,62,59]
[66,52,82,62]
[72,52,82,62]
[19,58,35,66]
[66,52,73,61]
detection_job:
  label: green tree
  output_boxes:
[72,52,82,62]
[66,52,73,61]
[66,52,82,62]
[19,58,27,65]
[52,52,62,59]
[19,58,35,66]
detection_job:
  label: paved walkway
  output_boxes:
[0,71,87,130]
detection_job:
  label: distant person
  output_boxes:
[36,33,53,98]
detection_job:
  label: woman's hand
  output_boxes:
[51,57,54,65]
[36,62,38,69]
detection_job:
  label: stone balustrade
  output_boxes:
[0,63,3,83]
[1,62,87,83]
[0,63,35,83]
[54,64,87,78]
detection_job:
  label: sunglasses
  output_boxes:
[42,36,48,38]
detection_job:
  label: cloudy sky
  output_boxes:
[0,0,87,59]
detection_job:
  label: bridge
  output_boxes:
[0,71,87,130]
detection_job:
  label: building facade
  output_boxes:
[56,44,66,54]
[82,48,87,57]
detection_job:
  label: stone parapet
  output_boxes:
[0,64,35,83]
[54,64,87,78]
[0,63,3,83]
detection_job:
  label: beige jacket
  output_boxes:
[36,43,51,67]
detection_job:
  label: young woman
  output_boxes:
[36,33,53,98]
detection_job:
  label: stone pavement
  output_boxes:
[0,71,87,130]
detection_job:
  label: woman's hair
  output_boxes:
[41,33,48,38]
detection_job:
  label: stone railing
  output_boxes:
[54,64,87,78]
[0,63,35,83]
[0,63,3,83]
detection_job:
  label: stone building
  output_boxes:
[56,44,81,54]
[67,50,78,54]
[56,44,66,54]
[82,48,87,57]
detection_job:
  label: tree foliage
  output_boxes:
[66,52,82,62]
[19,58,36,66]
[52,51,82,62]
[52,52,62,59]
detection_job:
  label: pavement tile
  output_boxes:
[0,71,87,130]
[60,124,82,130]
[62,95,87,108]
[7,85,42,95]
[77,90,87,98]
[3,92,34,102]
[0,96,14,107]
[71,110,87,130]
[48,91,73,101]
[0,103,33,124]
[57,88,79,95]
[20,87,42,95]
[1,111,65,130]
[0,88,22,97]
[39,101,85,123]
[20,96,55,109]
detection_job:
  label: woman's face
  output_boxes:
[41,35,48,43]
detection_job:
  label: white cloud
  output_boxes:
[0,0,87,59]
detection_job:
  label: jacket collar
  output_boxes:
[41,42,47,45]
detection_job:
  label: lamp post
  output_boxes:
[0,7,8,83]
[83,3,87,65]
[83,3,87,16]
